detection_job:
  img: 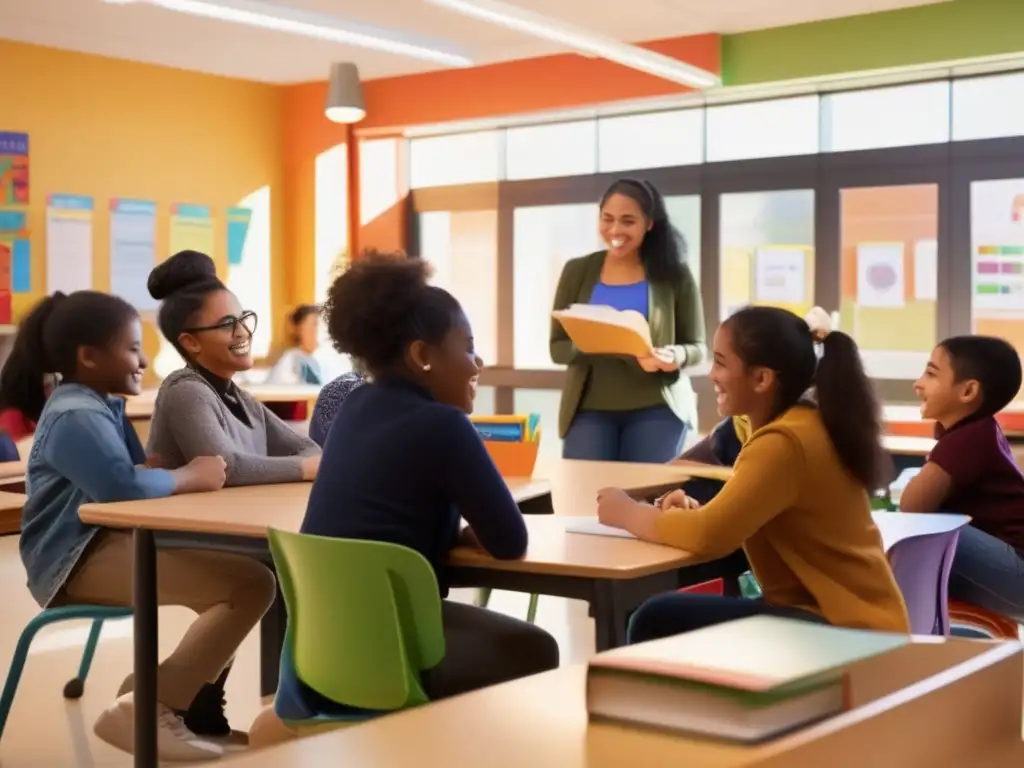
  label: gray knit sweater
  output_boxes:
[146,367,321,486]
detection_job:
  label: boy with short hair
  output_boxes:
[900,335,1024,620]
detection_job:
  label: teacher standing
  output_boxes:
[551,178,705,463]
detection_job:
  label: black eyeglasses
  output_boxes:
[183,310,258,336]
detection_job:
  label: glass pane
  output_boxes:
[514,389,562,462]
[719,190,815,321]
[838,185,938,379]
[474,386,496,416]
[954,72,1024,142]
[706,96,819,163]
[409,131,502,188]
[665,195,702,289]
[970,178,1024,403]
[505,120,597,181]
[314,143,350,381]
[420,210,499,367]
[822,82,950,153]
[513,204,601,369]
[597,109,703,172]
[359,138,400,225]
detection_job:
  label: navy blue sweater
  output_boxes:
[301,377,528,594]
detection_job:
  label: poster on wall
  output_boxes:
[169,203,214,258]
[856,243,905,308]
[0,132,28,205]
[226,207,251,267]
[110,199,157,311]
[46,194,94,294]
[754,247,806,305]
[0,210,26,325]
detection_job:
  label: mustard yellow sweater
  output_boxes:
[656,406,909,632]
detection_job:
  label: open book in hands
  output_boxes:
[552,304,656,358]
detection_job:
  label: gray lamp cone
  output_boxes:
[325,62,366,124]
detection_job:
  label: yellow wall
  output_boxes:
[0,41,284,381]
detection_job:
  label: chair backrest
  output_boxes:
[887,529,960,635]
[267,528,445,711]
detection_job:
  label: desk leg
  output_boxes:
[259,583,286,698]
[592,582,628,652]
[133,529,158,768]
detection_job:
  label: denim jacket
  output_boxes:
[20,384,176,607]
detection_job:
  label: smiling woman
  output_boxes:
[550,178,706,463]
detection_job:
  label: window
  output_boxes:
[420,210,499,366]
[664,195,702,288]
[969,178,1024,402]
[512,203,600,369]
[514,389,562,461]
[719,190,815,320]
[953,72,1024,142]
[359,138,402,225]
[821,82,950,153]
[597,109,703,172]
[838,185,938,379]
[226,187,272,359]
[706,96,819,162]
[313,144,350,381]
[410,131,502,188]
[505,120,598,180]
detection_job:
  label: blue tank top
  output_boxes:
[589,280,649,318]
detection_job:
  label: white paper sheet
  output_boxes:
[754,248,806,304]
[110,199,157,311]
[563,517,636,539]
[46,195,93,294]
[913,240,938,301]
[856,243,905,308]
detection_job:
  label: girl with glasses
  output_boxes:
[143,249,322,743]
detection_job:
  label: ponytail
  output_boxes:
[0,294,63,422]
[815,331,891,491]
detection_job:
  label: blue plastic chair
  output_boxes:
[0,605,133,739]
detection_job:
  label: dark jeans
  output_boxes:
[421,601,561,699]
[562,406,689,463]
[949,523,1024,622]
[627,593,826,645]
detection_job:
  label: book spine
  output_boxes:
[473,422,525,442]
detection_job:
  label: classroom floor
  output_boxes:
[0,534,596,766]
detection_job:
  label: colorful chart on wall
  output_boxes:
[226,207,251,267]
[110,199,157,311]
[0,209,25,325]
[0,132,28,205]
[856,243,905,309]
[169,203,214,258]
[46,194,94,294]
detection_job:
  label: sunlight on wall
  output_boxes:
[314,144,351,381]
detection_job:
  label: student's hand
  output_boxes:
[176,455,227,494]
[656,489,700,511]
[597,488,663,542]
[300,455,321,481]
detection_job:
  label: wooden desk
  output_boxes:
[79,460,717,767]
[872,511,970,554]
[883,403,1024,439]
[0,490,26,536]
[124,384,322,420]
[222,638,1023,767]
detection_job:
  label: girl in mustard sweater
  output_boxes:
[597,305,909,641]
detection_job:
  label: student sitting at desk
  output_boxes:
[275,251,559,722]
[10,291,275,761]
[307,365,367,447]
[145,249,321,487]
[900,336,1024,621]
[596,305,909,641]
[266,304,324,386]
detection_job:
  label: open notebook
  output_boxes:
[552,304,654,357]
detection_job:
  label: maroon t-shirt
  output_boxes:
[928,416,1024,549]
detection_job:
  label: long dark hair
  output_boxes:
[725,306,888,491]
[0,291,138,421]
[600,178,686,284]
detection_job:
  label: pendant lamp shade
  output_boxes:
[325,62,366,124]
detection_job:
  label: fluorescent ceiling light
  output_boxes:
[424,0,718,89]
[104,0,474,67]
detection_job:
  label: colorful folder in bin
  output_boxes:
[471,414,541,477]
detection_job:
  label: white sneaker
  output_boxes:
[93,694,224,762]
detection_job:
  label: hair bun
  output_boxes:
[148,250,221,301]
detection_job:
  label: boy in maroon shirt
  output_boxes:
[901,335,1024,620]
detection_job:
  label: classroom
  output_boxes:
[2,0,1024,764]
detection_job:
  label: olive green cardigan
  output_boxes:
[550,251,706,438]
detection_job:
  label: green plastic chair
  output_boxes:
[267,529,446,720]
[0,605,133,740]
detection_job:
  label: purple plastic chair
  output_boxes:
[886,529,960,635]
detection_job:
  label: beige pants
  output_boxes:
[56,531,277,711]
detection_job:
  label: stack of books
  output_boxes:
[586,616,909,743]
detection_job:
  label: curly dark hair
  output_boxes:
[323,250,464,374]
